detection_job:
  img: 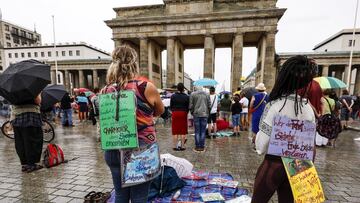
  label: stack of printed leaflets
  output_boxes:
[209,178,239,188]
[200,193,225,202]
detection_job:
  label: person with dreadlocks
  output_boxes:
[252,55,318,203]
[101,45,164,203]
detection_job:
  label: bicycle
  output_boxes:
[1,113,55,143]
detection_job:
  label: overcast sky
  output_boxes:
[1,0,358,90]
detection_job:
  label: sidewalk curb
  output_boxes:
[347,127,360,132]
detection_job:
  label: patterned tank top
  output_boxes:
[101,80,156,144]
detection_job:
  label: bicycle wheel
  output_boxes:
[42,120,55,143]
[1,121,15,139]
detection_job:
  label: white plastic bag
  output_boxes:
[160,153,193,177]
[255,131,270,155]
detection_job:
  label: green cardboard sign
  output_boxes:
[99,91,138,150]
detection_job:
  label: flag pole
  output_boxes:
[52,15,58,85]
[347,0,359,90]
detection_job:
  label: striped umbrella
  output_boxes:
[313,77,347,89]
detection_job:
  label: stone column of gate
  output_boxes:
[51,70,56,84]
[334,68,343,80]
[64,70,70,92]
[334,69,343,96]
[79,70,85,88]
[139,38,150,79]
[204,34,215,79]
[344,65,351,86]
[263,31,277,91]
[322,65,329,77]
[166,37,176,88]
[231,33,243,92]
[73,72,79,89]
[354,67,360,95]
[93,69,99,89]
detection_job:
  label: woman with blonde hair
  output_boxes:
[102,45,164,203]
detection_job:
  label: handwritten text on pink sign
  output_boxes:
[267,115,316,160]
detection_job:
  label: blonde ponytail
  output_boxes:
[106,45,138,88]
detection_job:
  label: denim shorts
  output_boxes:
[232,114,240,126]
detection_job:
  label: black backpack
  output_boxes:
[317,97,342,139]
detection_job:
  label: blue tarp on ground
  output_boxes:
[107,171,249,203]
[150,171,249,202]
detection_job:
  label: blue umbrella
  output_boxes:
[193,78,218,87]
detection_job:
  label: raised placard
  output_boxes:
[99,91,138,150]
[267,115,316,160]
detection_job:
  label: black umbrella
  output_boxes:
[241,87,258,101]
[0,60,51,104]
[41,85,67,111]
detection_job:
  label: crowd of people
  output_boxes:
[39,88,101,128]
[2,43,360,203]
[165,82,271,152]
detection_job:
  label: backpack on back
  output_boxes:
[43,144,65,168]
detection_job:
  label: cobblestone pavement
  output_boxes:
[0,118,359,202]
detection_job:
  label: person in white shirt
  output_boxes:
[239,94,249,131]
[207,87,218,137]
[161,97,171,123]
[252,55,318,203]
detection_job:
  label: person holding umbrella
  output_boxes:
[11,94,44,172]
[76,92,89,122]
[0,60,52,172]
[41,84,67,123]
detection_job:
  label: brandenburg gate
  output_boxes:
[106,0,285,91]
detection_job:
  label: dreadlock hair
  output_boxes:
[106,45,139,88]
[269,55,317,116]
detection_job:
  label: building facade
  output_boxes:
[106,0,285,92]
[47,59,111,93]
[3,42,110,68]
[0,19,41,71]
[314,29,360,52]
[278,52,360,95]
[278,29,360,95]
[2,43,111,92]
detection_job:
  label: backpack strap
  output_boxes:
[252,94,267,112]
[210,95,217,111]
[323,97,334,115]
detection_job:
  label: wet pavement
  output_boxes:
[0,118,360,203]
